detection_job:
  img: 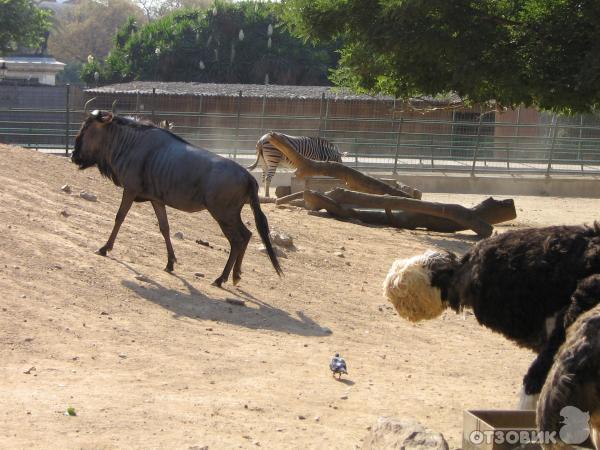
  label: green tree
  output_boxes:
[83,1,339,85]
[282,0,600,113]
[0,0,52,54]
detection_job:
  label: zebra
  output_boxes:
[247,133,344,197]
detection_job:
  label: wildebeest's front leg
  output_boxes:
[97,189,136,256]
[151,201,177,272]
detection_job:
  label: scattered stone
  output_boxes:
[195,239,210,247]
[20,295,26,299]
[135,275,151,283]
[270,231,294,249]
[100,311,109,315]
[361,417,449,450]
[257,244,287,258]
[345,261,351,266]
[61,184,72,194]
[194,272,205,278]
[24,366,36,374]
[314,416,321,422]
[60,208,70,218]
[341,395,348,400]
[335,252,345,258]
[188,446,208,450]
[298,415,306,420]
[225,298,246,307]
[118,353,127,359]
[276,428,285,432]
[173,231,184,240]
[339,246,346,251]
[79,191,97,202]
[65,407,77,417]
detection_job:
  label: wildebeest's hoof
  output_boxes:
[96,247,108,256]
[232,276,241,286]
[211,278,223,288]
[164,263,174,273]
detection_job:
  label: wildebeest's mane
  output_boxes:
[112,114,191,145]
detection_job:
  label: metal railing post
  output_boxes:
[317,92,325,136]
[546,115,559,177]
[234,90,242,159]
[259,93,266,135]
[65,83,70,155]
[197,95,203,142]
[393,117,404,174]
[509,106,521,170]
[322,96,330,139]
[151,88,156,123]
[471,113,485,176]
[577,114,584,172]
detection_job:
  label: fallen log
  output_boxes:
[331,195,515,232]
[305,188,501,237]
[275,191,304,205]
[268,132,422,200]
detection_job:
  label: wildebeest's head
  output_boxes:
[71,110,114,169]
[382,250,458,322]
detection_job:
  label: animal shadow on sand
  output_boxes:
[117,260,328,337]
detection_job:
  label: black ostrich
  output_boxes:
[537,289,600,449]
[382,223,600,409]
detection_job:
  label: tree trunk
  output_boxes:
[305,189,510,237]
[268,132,422,199]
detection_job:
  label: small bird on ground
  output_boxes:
[330,353,348,379]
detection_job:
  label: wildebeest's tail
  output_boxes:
[248,177,283,276]
[247,142,262,171]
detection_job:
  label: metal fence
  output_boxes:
[1,84,600,176]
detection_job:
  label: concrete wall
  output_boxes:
[285,172,600,199]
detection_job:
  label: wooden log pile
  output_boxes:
[267,132,516,237]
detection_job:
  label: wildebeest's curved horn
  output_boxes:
[83,97,97,114]
[111,99,118,114]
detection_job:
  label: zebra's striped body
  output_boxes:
[248,133,343,196]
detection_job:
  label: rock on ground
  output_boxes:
[269,231,294,249]
[362,417,449,450]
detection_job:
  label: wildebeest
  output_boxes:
[383,223,600,409]
[71,109,282,287]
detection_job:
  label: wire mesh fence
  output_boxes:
[1,84,600,176]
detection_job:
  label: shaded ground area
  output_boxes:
[1,144,599,449]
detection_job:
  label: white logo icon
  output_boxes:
[559,406,590,445]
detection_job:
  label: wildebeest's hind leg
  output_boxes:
[232,223,251,285]
[97,189,136,256]
[210,210,245,288]
[151,201,177,272]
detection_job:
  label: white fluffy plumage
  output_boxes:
[382,251,446,322]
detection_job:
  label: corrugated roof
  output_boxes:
[86,81,462,105]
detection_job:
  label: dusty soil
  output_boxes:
[1,143,599,449]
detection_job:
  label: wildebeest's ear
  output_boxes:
[90,109,101,119]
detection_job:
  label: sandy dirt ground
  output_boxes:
[1,143,599,449]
